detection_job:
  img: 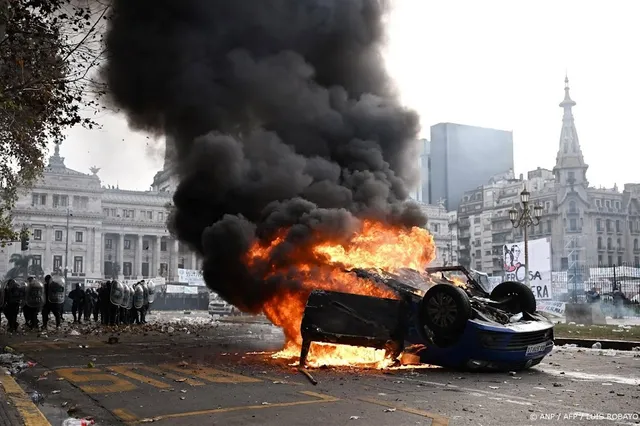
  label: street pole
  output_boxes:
[509,189,542,288]
[523,216,529,287]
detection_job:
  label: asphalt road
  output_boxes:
[1,312,639,426]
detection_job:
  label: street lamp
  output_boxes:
[64,208,72,282]
[509,189,543,286]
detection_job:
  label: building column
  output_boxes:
[93,229,102,277]
[136,234,143,278]
[154,236,162,278]
[100,233,105,277]
[118,233,124,279]
[44,225,52,274]
[171,239,179,282]
[190,253,198,270]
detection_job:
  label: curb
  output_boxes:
[0,368,51,426]
[554,337,640,351]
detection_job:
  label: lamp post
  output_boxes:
[508,189,543,286]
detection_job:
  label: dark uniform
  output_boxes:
[4,280,22,332]
[83,288,94,321]
[42,275,64,329]
[91,288,100,321]
[68,284,86,323]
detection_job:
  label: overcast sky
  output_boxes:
[56,0,639,192]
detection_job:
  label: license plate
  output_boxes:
[525,342,547,355]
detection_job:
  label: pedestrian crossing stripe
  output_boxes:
[56,363,263,393]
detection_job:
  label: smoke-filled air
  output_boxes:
[100,0,435,348]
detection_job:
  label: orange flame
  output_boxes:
[247,219,436,368]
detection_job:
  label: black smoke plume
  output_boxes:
[101,0,426,312]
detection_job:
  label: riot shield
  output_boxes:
[16,280,26,307]
[47,276,66,305]
[121,284,131,309]
[126,285,133,310]
[0,279,5,307]
[146,280,156,304]
[133,285,144,309]
[110,280,125,306]
[25,278,45,308]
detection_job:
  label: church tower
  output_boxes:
[553,76,589,189]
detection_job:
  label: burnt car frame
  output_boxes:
[299,265,554,371]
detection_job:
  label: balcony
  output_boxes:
[596,227,603,234]
[597,246,605,252]
[607,246,614,252]
[618,247,625,252]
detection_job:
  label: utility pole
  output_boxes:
[509,188,543,286]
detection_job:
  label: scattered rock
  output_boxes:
[552,383,563,387]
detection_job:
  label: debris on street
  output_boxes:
[298,367,318,385]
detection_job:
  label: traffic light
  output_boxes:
[20,233,29,251]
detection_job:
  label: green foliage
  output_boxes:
[0,0,109,242]
[5,253,44,278]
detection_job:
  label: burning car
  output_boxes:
[297,265,554,371]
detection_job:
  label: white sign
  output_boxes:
[177,268,205,286]
[149,277,166,286]
[502,237,553,300]
[165,285,184,294]
[84,278,102,288]
[183,286,198,294]
[536,301,566,317]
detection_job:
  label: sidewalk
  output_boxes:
[0,377,25,426]
[0,367,50,426]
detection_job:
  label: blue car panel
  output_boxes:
[403,297,554,370]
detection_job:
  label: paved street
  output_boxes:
[1,312,639,426]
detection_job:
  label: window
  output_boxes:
[105,238,113,249]
[53,194,68,208]
[485,250,491,256]
[158,212,164,222]
[617,238,622,248]
[72,196,88,209]
[598,255,602,265]
[160,240,167,251]
[111,208,117,216]
[103,208,109,216]
[160,263,168,276]
[606,200,611,208]
[475,250,481,258]
[473,217,481,224]
[616,201,621,210]
[32,255,41,266]
[596,219,602,231]
[597,237,603,249]
[616,220,621,232]
[75,231,83,243]
[55,230,63,241]
[569,201,577,213]
[143,240,150,250]
[53,255,62,272]
[124,209,135,218]
[146,211,153,220]
[475,262,482,270]
[31,193,47,206]
[431,223,440,233]
[607,238,612,250]
[608,255,613,266]
[596,199,601,207]
[635,239,639,251]
[567,171,575,183]
[635,256,640,266]
[33,229,42,240]
[73,256,83,273]
[124,239,131,250]
[569,218,577,231]
[618,256,623,266]
[123,262,132,276]
[546,220,552,233]
[630,221,635,233]
[606,219,612,232]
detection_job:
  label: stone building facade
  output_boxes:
[457,77,640,275]
[417,202,458,267]
[0,144,200,282]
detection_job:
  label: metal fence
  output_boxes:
[551,264,640,316]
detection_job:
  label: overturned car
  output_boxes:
[299,265,554,371]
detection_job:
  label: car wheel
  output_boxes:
[420,284,471,338]
[490,281,537,314]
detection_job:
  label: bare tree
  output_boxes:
[0,0,110,243]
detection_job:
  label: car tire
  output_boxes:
[490,281,537,314]
[420,284,471,338]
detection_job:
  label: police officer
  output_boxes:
[68,283,85,323]
[99,281,109,324]
[83,287,94,322]
[42,275,65,329]
[91,288,99,322]
[4,279,22,332]
[24,277,44,330]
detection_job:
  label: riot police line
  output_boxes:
[1,275,155,332]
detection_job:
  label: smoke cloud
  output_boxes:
[101,0,425,311]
